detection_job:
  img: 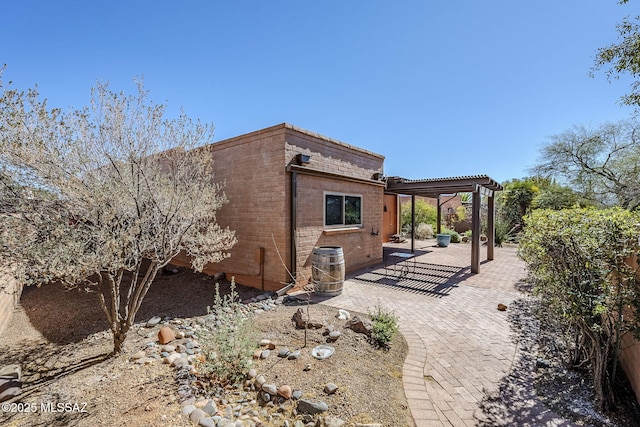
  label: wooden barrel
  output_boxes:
[312,246,345,296]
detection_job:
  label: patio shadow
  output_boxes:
[348,261,470,297]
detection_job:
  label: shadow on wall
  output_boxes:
[17,268,263,345]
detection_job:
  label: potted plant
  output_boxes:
[436,233,451,247]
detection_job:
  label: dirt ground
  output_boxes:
[0,268,411,427]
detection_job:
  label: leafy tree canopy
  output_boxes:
[532,120,640,210]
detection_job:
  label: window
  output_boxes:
[325,193,362,227]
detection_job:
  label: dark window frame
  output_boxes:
[324,192,363,228]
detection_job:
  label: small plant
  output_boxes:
[440,228,461,243]
[196,279,258,386]
[415,222,434,239]
[368,304,399,349]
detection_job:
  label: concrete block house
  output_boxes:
[176,123,387,292]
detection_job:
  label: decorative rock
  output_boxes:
[346,316,372,336]
[297,399,329,414]
[253,349,262,359]
[136,357,156,365]
[292,389,303,400]
[336,309,351,320]
[190,408,206,423]
[164,353,180,364]
[288,350,301,360]
[328,331,341,341]
[303,364,312,371]
[247,368,257,379]
[182,404,196,416]
[497,303,508,311]
[131,350,146,360]
[213,271,226,281]
[255,375,266,386]
[158,326,176,344]
[262,392,271,402]
[278,348,290,358]
[260,349,271,359]
[278,384,292,399]
[172,357,189,368]
[324,383,338,394]
[203,400,218,416]
[262,383,277,395]
[324,417,346,427]
[161,344,176,352]
[0,364,22,403]
[199,417,216,427]
[259,339,271,346]
[146,316,162,327]
[292,308,324,329]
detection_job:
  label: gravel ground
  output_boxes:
[0,268,410,427]
[476,297,640,427]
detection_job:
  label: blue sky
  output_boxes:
[2,1,637,183]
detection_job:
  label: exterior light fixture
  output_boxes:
[296,154,311,165]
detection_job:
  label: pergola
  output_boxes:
[385,175,503,274]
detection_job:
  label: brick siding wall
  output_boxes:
[171,123,385,292]
[285,126,385,284]
[293,174,383,284]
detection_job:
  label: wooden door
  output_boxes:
[383,194,398,242]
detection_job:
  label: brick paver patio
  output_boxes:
[323,239,528,427]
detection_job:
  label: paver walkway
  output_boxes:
[323,240,528,427]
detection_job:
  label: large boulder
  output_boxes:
[346,316,372,336]
[292,308,324,329]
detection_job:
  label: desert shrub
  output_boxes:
[369,304,399,349]
[401,199,438,235]
[494,218,512,246]
[440,228,461,243]
[196,279,258,386]
[414,222,434,239]
[519,207,640,412]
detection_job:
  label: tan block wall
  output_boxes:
[284,126,384,181]
[620,333,640,405]
[173,126,291,291]
[0,266,23,336]
[285,127,385,284]
[172,123,385,292]
[293,174,383,284]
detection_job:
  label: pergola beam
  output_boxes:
[386,175,503,274]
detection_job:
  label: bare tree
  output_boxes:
[0,75,236,354]
[532,120,640,210]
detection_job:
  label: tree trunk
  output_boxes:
[112,327,129,355]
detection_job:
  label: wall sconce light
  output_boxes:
[296,154,311,165]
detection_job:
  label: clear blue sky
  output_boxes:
[2,1,637,183]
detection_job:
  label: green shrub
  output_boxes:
[519,207,640,411]
[440,228,461,243]
[368,304,399,349]
[415,222,434,239]
[401,199,438,235]
[196,279,258,386]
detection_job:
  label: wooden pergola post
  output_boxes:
[436,196,442,234]
[487,193,495,261]
[471,189,481,274]
[411,194,415,254]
